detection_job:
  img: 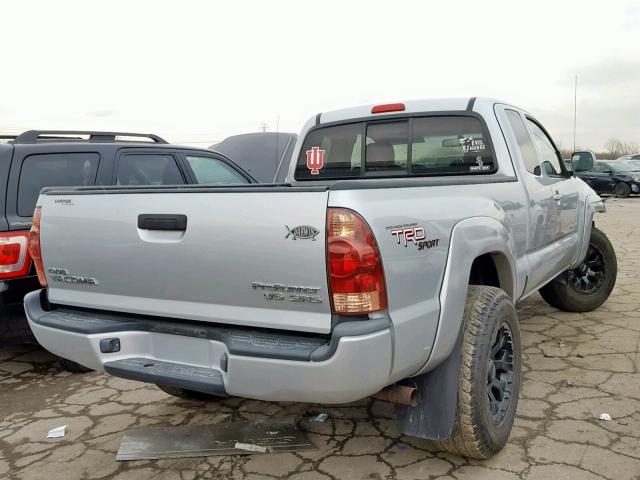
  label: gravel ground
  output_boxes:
[1,197,639,480]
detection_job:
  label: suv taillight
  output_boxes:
[28,207,47,286]
[0,230,31,280]
[327,208,387,315]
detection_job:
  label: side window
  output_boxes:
[593,163,607,173]
[505,110,539,175]
[526,119,563,176]
[185,155,249,184]
[116,154,184,186]
[18,153,99,217]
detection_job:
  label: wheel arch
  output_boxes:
[469,252,515,301]
[569,194,605,269]
[414,216,517,377]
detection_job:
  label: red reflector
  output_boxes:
[371,103,405,114]
[29,207,47,286]
[327,208,387,315]
[0,243,21,265]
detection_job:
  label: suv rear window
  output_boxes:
[295,115,494,180]
[18,153,99,217]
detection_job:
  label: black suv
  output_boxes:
[0,130,253,362]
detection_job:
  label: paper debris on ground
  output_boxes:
[47,425,67,438]
[116,418,315,461]
[312,413,329,422]
[599,413,612,421]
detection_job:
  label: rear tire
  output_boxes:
[614,182,631,198]
[156,384,222,401]
[539,227,616,312]
[57,356,93,373]
[434,285,521,459]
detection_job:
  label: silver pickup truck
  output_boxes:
[25,97,616,458]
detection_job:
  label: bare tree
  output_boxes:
[604,138,639,157]
[621,140,639,155]
[604,138,623,157]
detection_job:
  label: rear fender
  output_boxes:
[416,216,516,376]
[396,216,516,440]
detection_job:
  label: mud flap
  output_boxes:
[395,325,464,440]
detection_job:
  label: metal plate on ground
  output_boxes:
[116,418,315,461]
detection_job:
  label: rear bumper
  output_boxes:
[25,290,393,404]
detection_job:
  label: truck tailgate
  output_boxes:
[38,188,332,333]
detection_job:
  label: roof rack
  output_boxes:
[12,130,168,144]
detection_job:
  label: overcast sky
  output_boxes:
[1,1,638,151]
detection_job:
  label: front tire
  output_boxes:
[434,285,521,459]
[539,227,616,312]
[614,182,631,198]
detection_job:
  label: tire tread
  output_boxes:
[434,285,518,459]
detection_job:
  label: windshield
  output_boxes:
[610,161,640,172]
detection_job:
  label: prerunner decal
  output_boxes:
[306,146,325,175]
[458,136,486,153]
[386,223,440,251]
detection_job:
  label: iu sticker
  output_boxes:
[306,146,325,175]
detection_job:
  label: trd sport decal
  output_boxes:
[387,223,440,251]
[306,146,325,175]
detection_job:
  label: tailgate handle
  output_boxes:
[138,214,187,231]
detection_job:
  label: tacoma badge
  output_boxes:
[48,268,99,286]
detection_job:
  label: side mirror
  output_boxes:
[571,151,595,172]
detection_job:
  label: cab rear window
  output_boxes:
[295,115,495,180]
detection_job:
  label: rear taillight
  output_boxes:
[28,207,47,286]
[327,208,387,315]
[0,230,31,279]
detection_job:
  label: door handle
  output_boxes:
[552,192,562,202]
[138,214,187,231]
